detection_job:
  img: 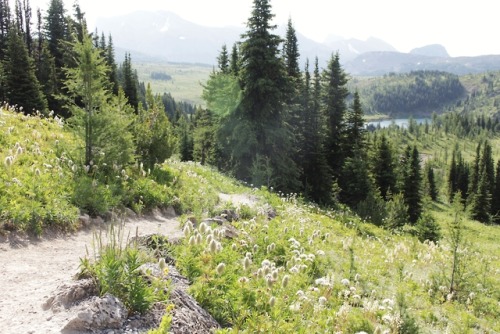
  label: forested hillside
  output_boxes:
[352,70,500,118]
[353,71,466,117]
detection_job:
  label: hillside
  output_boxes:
[1,105,499,333]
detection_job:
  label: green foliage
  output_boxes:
[168,161,499,332]
[384,193,409,229]
[72,174,118,216]
[372,134,397,200]
[402,145,423,224]
[0,106,79,233]
[147,305,173,333]
[80,224,169,314]
[134,85,176,170]
[415,209,441,242]
[4,28,47,113]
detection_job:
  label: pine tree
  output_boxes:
[44,0,68,69]
[402,145,423,224]
[491,160,500,224]
[121,52,138,110]
[282,18,303,180]
[193,107,217,165]
[340,150,373,208]
[44,0,70,116]
[344,90,366,156]
[300,57,332,204]
[237,0,299,191]
[469,140,494,223]
[217,44,229,74]
[339,90,371,207]
[64,24,110,166]
[467,141,482,204]
[0,0,11,60]
[373,134,397,200]
[322,52,349,179]
[426,164,438,201]
[106,35,119,95]
[177,115,193,161]
[229,42,239,75]
[448,144,469,202]
[134,84,176,170]
[283,18,300,82]
[4,27,47,113]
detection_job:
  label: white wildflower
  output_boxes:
[216,262,226,275]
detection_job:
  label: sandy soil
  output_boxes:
[0,209,183,334]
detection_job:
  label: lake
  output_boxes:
[366,118,430,129]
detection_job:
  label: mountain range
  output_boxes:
[96,11,500,76]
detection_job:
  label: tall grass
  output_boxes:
[79,223,170,314]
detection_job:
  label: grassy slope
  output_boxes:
[1,105,498,333]
[0,107,81,233]
[168,162,500,333]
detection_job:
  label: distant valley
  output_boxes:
[97,10,500,76]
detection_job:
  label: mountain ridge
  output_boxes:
[96,10,500,75]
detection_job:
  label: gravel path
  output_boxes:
[0,210,182,334]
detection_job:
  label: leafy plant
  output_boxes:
[79,224,169,314]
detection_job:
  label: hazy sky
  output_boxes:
[28,0,498,57]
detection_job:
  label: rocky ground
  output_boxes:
[0,208,183,334]
[0,193,257,334]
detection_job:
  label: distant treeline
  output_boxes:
[151,71,172,81]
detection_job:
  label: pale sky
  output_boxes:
[28,0,499,57]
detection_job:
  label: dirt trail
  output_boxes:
[0,210,182,334]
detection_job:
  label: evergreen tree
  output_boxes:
[177,115,193,161]
[373,134,397,200]
[491,160,500,224]
[282,18,302,179]
[106,34,118,95]
[0,0,11,60]
[237,0,299,191]
[217,44,229,74]
[402,145,423,224]
[469,140,494,223]
[339,90,371,207]
[65,25,134,173]
[283,18,300,82]
[479,140,495,195]
[467,141,482,204]
[121,52,138,110]
[229,42,239,75]
[340,150,373,208]
[44,0,70,116]
[344,90,365,155]
[469,170,491,223]
[300,58,332,204]
[448,144,469,202]
[426,164,438,201]
[44,0,68,69]
[322,52,349,179]
[4,27,47,113]
[134,84,176,170]
[193,107,217,165]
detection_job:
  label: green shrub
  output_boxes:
[72,175,119,216]
[79,225,169,314]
